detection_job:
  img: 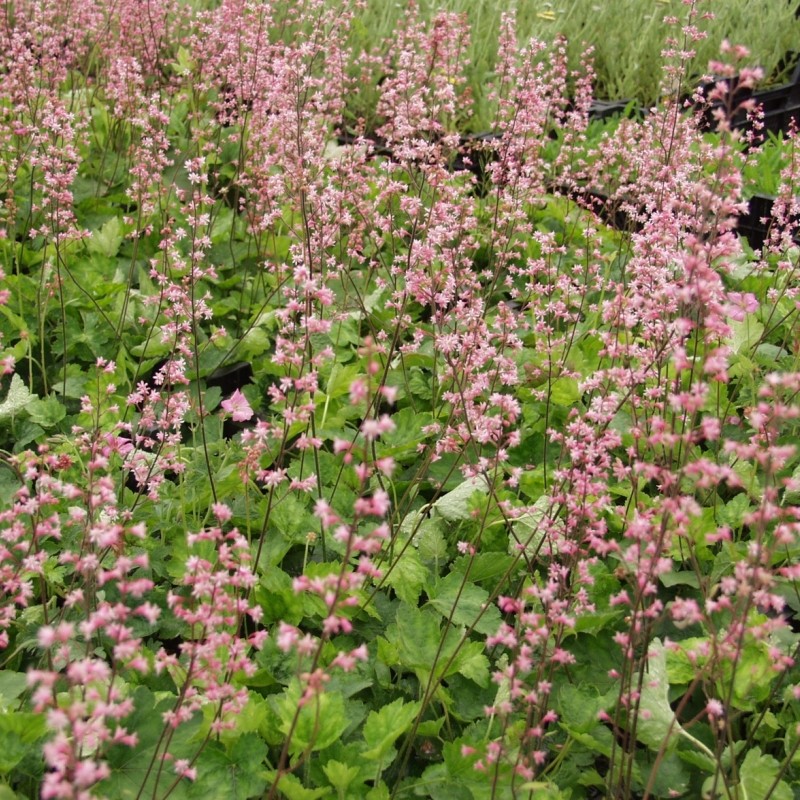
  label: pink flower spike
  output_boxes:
[221,390,253,422]
[212,502,233,523]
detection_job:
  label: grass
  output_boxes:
[342,0,800,131]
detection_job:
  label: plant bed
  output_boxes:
[553,185,800,252]
[738,191,800,250]
[0,3,799,800]
[754,100,800,136]
[698,57,800,139]
[587,98,645,122]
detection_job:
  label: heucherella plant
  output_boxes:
[0,0,798,798]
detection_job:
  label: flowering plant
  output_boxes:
[0,1,798,799]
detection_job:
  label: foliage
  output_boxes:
[0,1,798,799]
[344,0,800,129]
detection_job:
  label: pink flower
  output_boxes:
[173,759,197,781]
[221,390,253,422]
[706,699,725,719]
[276,622,299,653]
[212,503,233,522]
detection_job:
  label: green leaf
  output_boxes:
[0,471,19,508]
[276,682,348,757]
[11,421,44,450]
[440,739,514,799]
[87,216,124,257]
[508,498,549,559]
[202,385,222,414]
[731,459,763,501]
[784,463,800,505]
[432,476,489,522]
[451,553,516,584]
[0,673,28,710]
[739,747,793,800]
[407,369,432,400]
[188,735,267,799]
[678,748,717,773]
[416,520,448,562]
[0,375,33,419]
[558,684,615,734]
[727,316,764,354]
[256,568,306,626]
[25,395,66,428]
[754,342,788,367]
[666,642,704,685]
[362,698,420,761]
[639,751,689,798]
[427,572,501,636]
[386,604,441,675]
[635,639,684,752]
[322,760,362,794]
[449,639,490,687]
[173,46,196,76]
[379,407,431,453]
[382,548,429,606]
[268,493,313,545]
[659,570,700,589]
[416,718,445,738]
[727,640,773,711]
[0,712,47,774]
[570,726,614,760]
[0,307,31,341]
[517,784,566,800]
[324,363,363,400]
[267,772,331,800]
[786,718,800,768]
[201,693,269,743]
[549,376,580,406]
[98,687,201,800]
[571,608,623,635]
[366,783,390,800]
[717,493,752,529]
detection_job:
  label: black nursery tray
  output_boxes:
[588,99,644,122]
[700,56,800,141]
[738,193,800,250]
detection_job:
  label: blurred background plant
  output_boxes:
[342,0,800,131]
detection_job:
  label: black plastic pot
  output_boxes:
[754,102,800,137]
[553,187,799,252]
[588,99,644,122]
[452,132,502,192]
[738,193,800,250]
[335,130,392,158]
[578,188,638,232]
[206,361,254,395]
[699,57,800,140]
[738,194,775,250]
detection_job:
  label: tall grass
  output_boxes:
[343,0,800,131]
